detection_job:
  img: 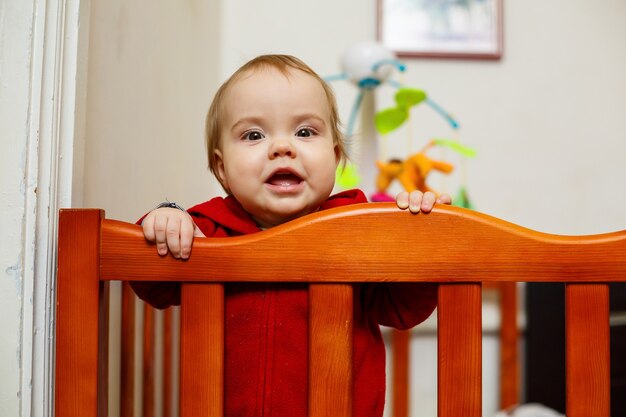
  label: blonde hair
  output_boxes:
[205,54,347,189]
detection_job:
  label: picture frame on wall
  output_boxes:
[378,0,503,60]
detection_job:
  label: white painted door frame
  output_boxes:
[1,0,88,416]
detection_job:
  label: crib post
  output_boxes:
[438,283,482,417]
[566,283,610,417]
[56,209,106,417]
[309,283,353,417]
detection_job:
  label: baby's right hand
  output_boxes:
[142,208,205,259]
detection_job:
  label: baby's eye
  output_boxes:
[243,131,265,141]
[295,128,316,137]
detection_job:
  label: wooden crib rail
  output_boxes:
[98,203,626,283]
[55,205,626,417]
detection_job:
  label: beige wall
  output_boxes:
[80,0,222,221]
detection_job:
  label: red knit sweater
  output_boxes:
[132,189,438,417]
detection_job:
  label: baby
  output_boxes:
[134,54,450,417]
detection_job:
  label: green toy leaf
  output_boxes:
[433,138,477,158]
[453,186,474,210]
[395,88,427,108]
[374,107,408,134]
[336,163,361,189]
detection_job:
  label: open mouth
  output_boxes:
[266,170,303,187]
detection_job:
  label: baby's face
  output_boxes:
[214,67,340,228]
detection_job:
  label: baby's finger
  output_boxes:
[395,191,410,210]
[408,191,424,213]
[153,214,170,256]
[179,217,195,259]
[142,215,156,242]
[166,216,183,259]
[420,192,437,213]
[437,193,452,205]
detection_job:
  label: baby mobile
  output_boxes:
[325,42,476,208]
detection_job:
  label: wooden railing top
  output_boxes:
[94,203,626,283]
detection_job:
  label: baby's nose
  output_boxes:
[270,137,296,158]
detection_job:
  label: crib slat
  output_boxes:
[163,307,175,417]
[566,283,610,417]
[98,282,111,417]
[143,304,156,417]
[121,283,137,417]
[438,284,482,417]
[309,284,353,417]
[392,329,410,417]
[181,283,224,417]
[499,281,520,409]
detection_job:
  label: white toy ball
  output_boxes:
[340,41,402,88]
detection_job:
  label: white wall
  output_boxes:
[0,2,37,414]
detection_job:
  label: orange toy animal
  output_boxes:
[376,141,454,195]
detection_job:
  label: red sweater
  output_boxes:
[132,190,437,417]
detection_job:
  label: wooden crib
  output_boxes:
[55,204,626,417]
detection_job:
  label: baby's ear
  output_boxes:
[334,143,342,165]
[213,149,229,190]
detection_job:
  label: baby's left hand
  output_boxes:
[396,190,452,214]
